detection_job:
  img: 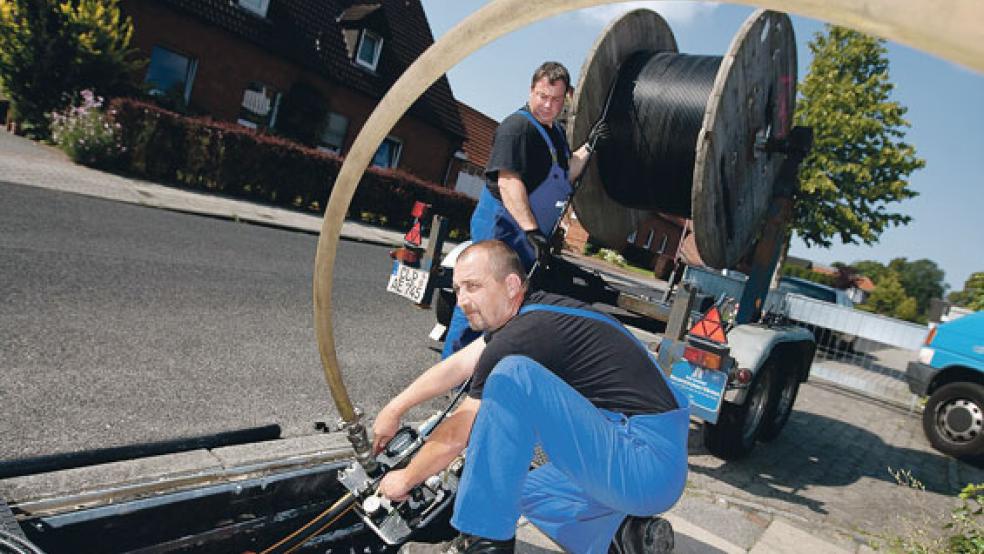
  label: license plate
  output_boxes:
[668,360,727,424]
[387,261,429,304]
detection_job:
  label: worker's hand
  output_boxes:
[525,230,551,268]
[372,405,401,455]
[585,119,610,153]
[378,469,412,502]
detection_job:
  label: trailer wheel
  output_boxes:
[703,366,774,460]
[923,382,984,461]
[434,288,456,328]
[759,362,801,442]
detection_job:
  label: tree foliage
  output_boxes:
[949,272,984,311]
[858,272,919,322]
[0,0,143,137]
[887,257,946,315]
[793,26,924,248]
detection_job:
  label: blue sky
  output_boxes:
[419,1,983,292]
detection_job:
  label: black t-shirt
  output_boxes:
[485,107,570,199]
[470,291,679,416]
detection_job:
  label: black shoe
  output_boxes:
[444,533,515,553]
[608,516,674,554]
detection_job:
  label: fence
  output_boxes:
[774,294,927,407]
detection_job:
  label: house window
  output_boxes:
[355,30,383,71]
[372,136,402,168]
[145,46,197,102]
[643,229,655,249]
[626,230,637,243]
[238,0,270,17]
[237,82,281,129]
[655,234,669,254]
[318,112,349,152]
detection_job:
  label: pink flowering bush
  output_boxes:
[49,90,125,168]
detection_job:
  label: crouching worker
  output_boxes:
[373,240,689,554]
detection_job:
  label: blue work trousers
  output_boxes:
[451,356,690,554]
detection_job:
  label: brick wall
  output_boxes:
[122,1,458,184]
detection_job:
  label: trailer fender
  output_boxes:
[440,240,473,270]
[724,323,816,404]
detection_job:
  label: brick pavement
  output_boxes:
[686,379,984,550]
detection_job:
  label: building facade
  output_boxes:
[121,0,466,185]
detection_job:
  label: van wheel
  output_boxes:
[703,366,774,460]
[759,362,801,442]
[923,382,984,461]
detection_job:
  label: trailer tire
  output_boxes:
[703,366,774,460]
[759,362,800,442]
[923,382,984,462]
[434,288,456,328]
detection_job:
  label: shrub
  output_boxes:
[50,90,124,168]
[107,98,475,237]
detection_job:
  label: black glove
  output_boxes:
[525,230,551,268]
[585,119,610,153]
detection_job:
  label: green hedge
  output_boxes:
[107,98,476,236]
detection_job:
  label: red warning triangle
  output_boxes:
[689,306,727,343]
[404,220,422,246]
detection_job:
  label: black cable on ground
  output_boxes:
[258,492,356,554]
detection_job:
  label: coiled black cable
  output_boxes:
[597,51,721,214]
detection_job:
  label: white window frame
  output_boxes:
[236,82,280,130]
[238,0,270,18]
[355,29,383,71]
[626,229,637,243]
[643,229,655,249]
[145,46,198,103]
[372,136,403,169]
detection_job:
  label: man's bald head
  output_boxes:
[458,240,528,286]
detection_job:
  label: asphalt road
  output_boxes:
[0,181,444,461]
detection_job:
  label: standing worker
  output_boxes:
[442,61,610,358]
[374,240,688,554]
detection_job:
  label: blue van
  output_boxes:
[907,311,984,460]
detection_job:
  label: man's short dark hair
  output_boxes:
[531,61,572,92]
[459,240,527,285]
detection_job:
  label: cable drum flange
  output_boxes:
[571,9,796,269]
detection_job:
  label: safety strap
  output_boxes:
[518,304,652,359]
[516,110,569,164]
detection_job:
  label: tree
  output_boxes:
[793,26,924,249]
[851,260,889,284]
[0,0,143,137]
[887,257,946,316]
[859,272,919,322]
[949,272,984,311]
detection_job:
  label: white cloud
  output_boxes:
[576,1,719,28]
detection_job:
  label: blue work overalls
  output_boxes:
[451,305,690,554]
[442,111,573,359]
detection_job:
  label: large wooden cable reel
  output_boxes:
[312,0,984,425]
[569,9,797,269]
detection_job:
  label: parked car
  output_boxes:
[774,276,854,307]
[907,310,984,461]
[764,276,856,349]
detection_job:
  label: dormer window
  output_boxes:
[355,29,383,71]
[238,0,270,18]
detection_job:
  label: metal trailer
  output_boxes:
[387,9,818,461]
